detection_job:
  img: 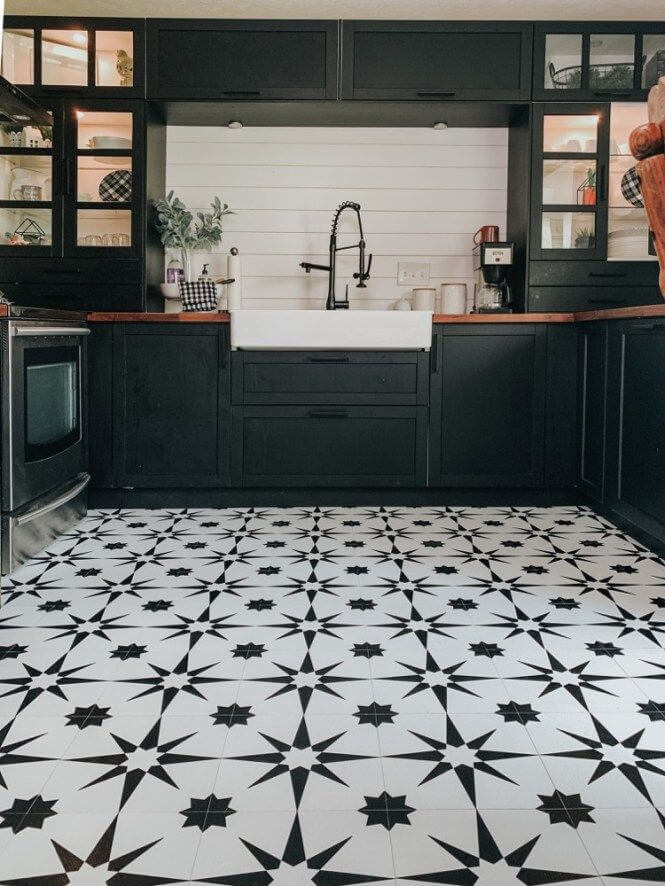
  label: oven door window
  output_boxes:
[24,346,80,462]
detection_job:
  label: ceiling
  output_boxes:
[4,0,665,19]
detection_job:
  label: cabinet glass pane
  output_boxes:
[589,34,635,90]
[543,114,598,153]
[95,31,134,87]
[608,102,653,261]
[77,209,131,247]
[76,111,132,150]
[42,29,88,86]
[542,211,595,250]
[78,156,132,204]
[642,35,665,88]
[1,29,34,84]
[0,121,53,150]
[543,159,596,205]
[545,34,583,89]
[0,155,52,201]
[0,207,51,246]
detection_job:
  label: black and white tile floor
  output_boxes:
[1,505,665,884]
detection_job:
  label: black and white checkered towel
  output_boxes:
[621,166,644,208]
[178,280,218,312]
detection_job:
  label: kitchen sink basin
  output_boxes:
[230,310,433,350]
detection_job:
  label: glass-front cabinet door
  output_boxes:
[1,17,145,96]
[0,114,59,255]
[535,24,665,101]
[64,101,142,256]
[532,105,608,260]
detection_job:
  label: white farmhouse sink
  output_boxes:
[230,310,432,350]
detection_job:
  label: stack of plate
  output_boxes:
[607,226,648,258]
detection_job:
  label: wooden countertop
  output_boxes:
[88,311,231,322]
[432,312,574,323]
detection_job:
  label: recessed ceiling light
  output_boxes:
[228,120,243,129]
[432,122,448,130]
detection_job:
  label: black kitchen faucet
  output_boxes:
[300,201,373,310]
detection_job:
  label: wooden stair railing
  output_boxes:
[630,80,665,297]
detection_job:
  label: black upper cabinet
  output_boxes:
[429,325,546,488]
[147,20,338,100]
[113,324,231,488]
[534,23,665,101]
[2,17,145,97]
[341,21,533,100]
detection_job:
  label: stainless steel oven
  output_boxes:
[1,315,90,574]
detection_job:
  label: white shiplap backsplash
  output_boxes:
[165,126,508,311]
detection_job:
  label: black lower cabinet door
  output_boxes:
[88,324,115,489]
[429,325,546,487]
[578,323,608,503]
[234,406,427,487]
[612,320,665,526]
[113,325,231,488]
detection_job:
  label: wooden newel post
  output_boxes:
[630,118,665,298]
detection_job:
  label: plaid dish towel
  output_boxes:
[621,166,644,208]
[178,280,218,312]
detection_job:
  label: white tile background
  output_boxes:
[165,126,508,311]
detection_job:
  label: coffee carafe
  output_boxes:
[472,235,514,313]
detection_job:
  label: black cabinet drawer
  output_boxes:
[530,261,660,288]
[342,21,532,100]
[233,406,428,487]
[0,283,142,312]
[147,19,338,99]
[234,351,429,405]
[529,286,662,313]
[0,259,141,286]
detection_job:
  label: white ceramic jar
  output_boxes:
[439,283,467,314]
[412,287,436,311]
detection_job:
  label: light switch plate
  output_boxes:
[398,262,430,286]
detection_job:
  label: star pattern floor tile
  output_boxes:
[1,505,665,883]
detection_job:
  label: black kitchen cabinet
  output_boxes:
[528,102,660,310]
[534,22,665,102]
[429,325,547,487]
[112,324,231,488]
[233,406,428,488]
[605,319,665,527]
[341,21,532,100]
[147,20,338,100]
[577,322,608,502]
[2,16,145,97]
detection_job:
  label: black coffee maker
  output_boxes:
[472,241,514,313]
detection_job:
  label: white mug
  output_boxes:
[412,287,436,311]
[440,283,467,314]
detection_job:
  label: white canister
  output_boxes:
[439,283,467,315]
[412,287,436,311]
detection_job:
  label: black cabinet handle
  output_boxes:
[632,322,665,331]
[307,410,349,418]
[417,91,456,98]
[593,90,632,97]
[222,90,261,96]
[430,337,438,373]
[307,356,350,363]
[588,298,627,305]
[588,271,627,278]
[598,163,607,202]
[43,267,81,274]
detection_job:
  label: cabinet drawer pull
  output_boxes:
[44,267,81,274]
[588,297,627,305]
[588,271,627,278]
[593,90,632,97]
[632,322,665,331]
[307,356,350,363]
[307,410,349,418]
[222,90,261,96]
[416,90,456,97]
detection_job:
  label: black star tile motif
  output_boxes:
[0,504,663,883]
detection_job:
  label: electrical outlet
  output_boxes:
[398,262,430,286]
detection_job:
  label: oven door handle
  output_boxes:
[11,325,90,337]
[15,474,90,528]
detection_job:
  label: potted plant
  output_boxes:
[574,226,595,249]
[153,190,234,281]
[581,168,597,205]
